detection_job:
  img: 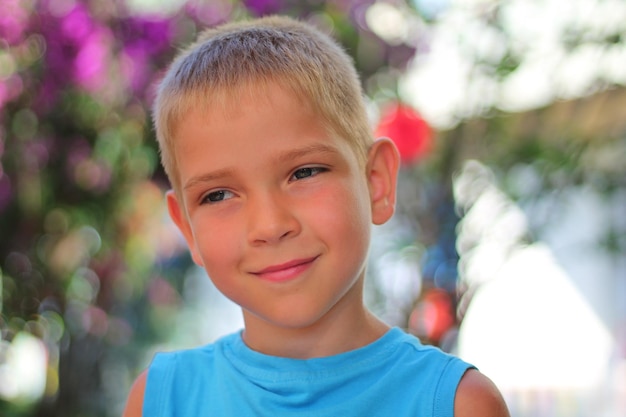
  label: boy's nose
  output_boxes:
[247,192,300,245]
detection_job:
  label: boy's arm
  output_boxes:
[454,369,510,417]
[122,370,147,417]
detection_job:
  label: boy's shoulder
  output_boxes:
[455,369,511,417]
[392,331,510,416]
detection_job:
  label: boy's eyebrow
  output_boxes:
[183,168,236,191]
[275,143,339,164]
[183,144,340,191]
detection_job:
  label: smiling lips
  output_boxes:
[252,256,318,282]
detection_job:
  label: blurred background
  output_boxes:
[0,0,624,416]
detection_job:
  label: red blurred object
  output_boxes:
[375,102,432,165]
[409,288,455,344]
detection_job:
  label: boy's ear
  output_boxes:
[366,137,400,225]
[166,190,204,266]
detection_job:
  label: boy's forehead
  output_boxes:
[167,79,369,179]
[174,81,312,129]
[172,89,362,182]
[218,81,309,113]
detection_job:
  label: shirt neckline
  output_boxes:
[222,327,406,382]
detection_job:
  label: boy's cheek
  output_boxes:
[188,222,238,269]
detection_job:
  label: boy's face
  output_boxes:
[167,84,396,333]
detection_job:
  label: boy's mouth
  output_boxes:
[251,256,318,282]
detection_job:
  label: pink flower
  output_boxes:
[0,0,30,45]
[61,3,94,42]
[73,27,111,92]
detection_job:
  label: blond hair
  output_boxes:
[153,15,373,193]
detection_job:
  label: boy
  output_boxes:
[124,15,509,417]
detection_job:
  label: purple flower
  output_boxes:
[121,45,149,94]
[121,17,173,55]
[34,3,110,93]
[244,0,284,16]
[117,16,174,97]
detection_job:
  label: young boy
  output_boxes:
[124,15,509,417]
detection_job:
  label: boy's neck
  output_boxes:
[241,302,389,359]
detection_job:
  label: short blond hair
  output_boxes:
[153,15,373,193]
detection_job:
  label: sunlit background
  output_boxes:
[1,0,624,416]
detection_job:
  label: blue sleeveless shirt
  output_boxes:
[144,327,473,416]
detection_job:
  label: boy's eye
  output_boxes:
[291,167,326,181]
[202,190,234,204]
